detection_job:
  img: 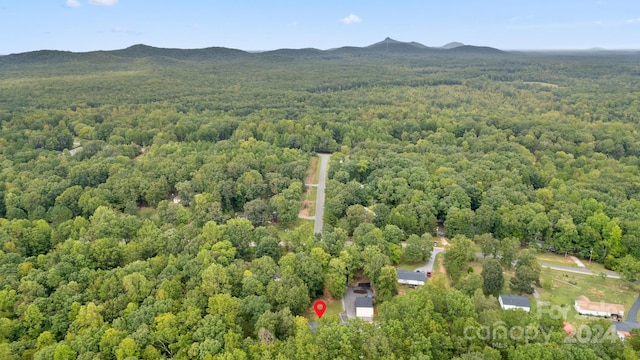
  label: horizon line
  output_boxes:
[2,41,640,56]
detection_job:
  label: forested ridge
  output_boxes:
[1,45,640,359]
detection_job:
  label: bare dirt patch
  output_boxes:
[306,156,320,184]
[299,199,313,217]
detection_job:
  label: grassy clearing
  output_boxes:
[300,186,317,217]
[396,261,421,272]
[299,156,321,217]
[523,81,559,88]
[583,260,613,274]
[537,253,579,267]
[397,284,418,296]
[537,268,638,324]
[428,254,451,288]
[276,219,314,240]
[467,260,483,274]
[303,296,343,322]
[306,156,320,184]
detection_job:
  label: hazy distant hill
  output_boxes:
[366,37,429,50]
[441,42,464,49]
[447,45,505,55]
[111,44,250,60]
[0,38,507,66]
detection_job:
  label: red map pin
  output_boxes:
[313,300,327,318]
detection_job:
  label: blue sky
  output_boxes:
[1,0,639,54]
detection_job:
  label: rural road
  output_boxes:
[538,262,620,279]
[313,153,331,234]
[474,252,620,279]
[415,247,444,273]
[615,295,640,332]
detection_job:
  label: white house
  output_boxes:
[355,297,374,321]
[498,294,531,312]
[574,296,624,320]
[397,269,426,286]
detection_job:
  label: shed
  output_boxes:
[355,297,374,321]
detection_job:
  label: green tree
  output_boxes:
[326,258,347,298]
[443,236,475,284]
[500,237,521,269]
[475,233,499,258]
[201,263,231,296]
[382,224,405,244]
[90,238,124,269]
[222,218,254,259]
[115,337,140,360]
[363,246,391,284]
[481,258,504,296]
[53,344,77,360]
[402,233,433,263]
[616,254,640,282]
[255,236,281,262]
[376,265,398,302]
[444,207,475,238]
[509,250,541,294]
[243,199,272,227]
[265,274,310,316]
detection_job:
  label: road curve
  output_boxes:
[314,153,331,234]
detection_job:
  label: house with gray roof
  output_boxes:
[397,269,426,286]
[498,294,531,312]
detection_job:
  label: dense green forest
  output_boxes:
[1,44,640,359]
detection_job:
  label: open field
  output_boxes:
[522,81,560,88]
[537,253,579,267]
[537,268,638,324]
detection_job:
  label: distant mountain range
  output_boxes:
[0,38,510,65]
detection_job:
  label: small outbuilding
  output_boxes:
[397,269,426,286]
[355,297,374,321]
[498,294,531,312]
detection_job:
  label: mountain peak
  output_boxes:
[366,38,428,50]
[441,42,464,49]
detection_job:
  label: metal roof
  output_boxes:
[397,269,427,282]
[355,297,373,308]
[499,294,531,308]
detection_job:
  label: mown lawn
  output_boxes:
[537,253,579,267]
[303,296,343,322]
[537,268,639,324]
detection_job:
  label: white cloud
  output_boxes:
[89,0,118,6]
[340,14,362,25]
[628,18,640,23]
[66,0,80,8]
